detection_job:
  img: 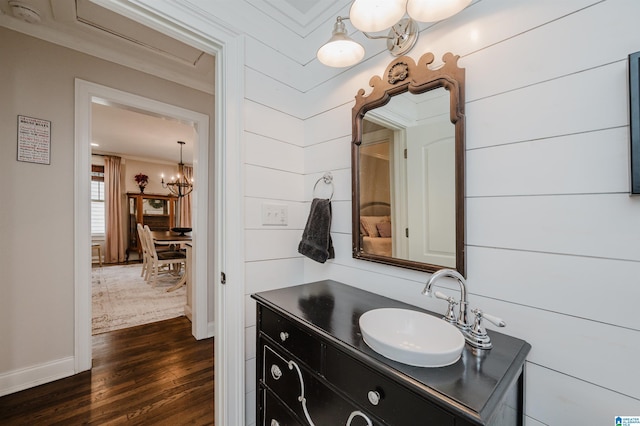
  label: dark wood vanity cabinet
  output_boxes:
[253,280,531,426]
[258,307,380,425]
[261,339,381,425]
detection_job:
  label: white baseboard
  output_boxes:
[0,356,75,397]
[185,308,214,338]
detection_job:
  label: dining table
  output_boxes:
[151,230,192,292]
[151,230,192,245]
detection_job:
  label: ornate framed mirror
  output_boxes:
[351,52,466,276]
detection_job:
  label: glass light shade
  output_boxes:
[317,19,365,67]
[349,0,408,33]
[317,38,365,67]
[407,0,471,22]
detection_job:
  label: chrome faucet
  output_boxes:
[422,269,470,330]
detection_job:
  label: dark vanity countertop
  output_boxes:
[252,280,531,425]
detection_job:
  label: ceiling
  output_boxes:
[0,0,220,163]
[90,102,197,164]
[247,0,349,37]
[1,0,345,163]
[0,0,216,90]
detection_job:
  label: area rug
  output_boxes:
[92,264,186,335]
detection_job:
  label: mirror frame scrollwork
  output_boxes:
[351,52,466,276]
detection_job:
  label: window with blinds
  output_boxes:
[91,165,105,236]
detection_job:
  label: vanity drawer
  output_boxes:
[260,307,322,371]
[262,388,302,426]
[325,347,455,426]
[262,342,381,426]
[262,343,307,410]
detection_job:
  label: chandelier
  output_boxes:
[162,141,193,198]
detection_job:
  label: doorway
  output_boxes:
[75,80,211,368]
[90,101,198,334]
[74,3,246,424]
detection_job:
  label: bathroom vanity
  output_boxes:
[252,280,531,425]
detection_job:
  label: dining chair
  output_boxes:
[138,224,178,282]
[142,225,186,287]
[136,223,150,280]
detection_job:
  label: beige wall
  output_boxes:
[122,158,183,195]
[0,27,213,378]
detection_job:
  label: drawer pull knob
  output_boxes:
[270,420,280,426]
[367,390,381,406]
[279,331,289,342]
[270,364,283,380]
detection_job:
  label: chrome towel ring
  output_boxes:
[312,172,334,200]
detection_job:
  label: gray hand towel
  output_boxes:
[298,198,335,263]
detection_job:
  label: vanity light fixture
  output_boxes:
[349,0,407,33]
[317,17,365,68]
[407,0,473,22]
[317,0,471,68]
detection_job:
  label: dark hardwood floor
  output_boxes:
[0,317,213,425]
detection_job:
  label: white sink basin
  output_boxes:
[359,308,465,368]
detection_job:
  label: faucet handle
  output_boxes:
[434,291,458,325]
[434,290,453,301]
[481,312,506,328]
[471,309,506,332]
[465,309,506,350]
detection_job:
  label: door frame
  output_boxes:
[75,78,210,345]
[75,1,247,424]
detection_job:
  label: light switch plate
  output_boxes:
[262,203,288,226]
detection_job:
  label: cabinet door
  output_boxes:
[128,196,140,250]
[261,343,380,426]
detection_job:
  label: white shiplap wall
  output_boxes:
[242,61,307,423]
[186,0,640,424]
[242,106,305,421]
[299,1,640,425]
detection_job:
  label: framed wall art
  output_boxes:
[17,115,51,165]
